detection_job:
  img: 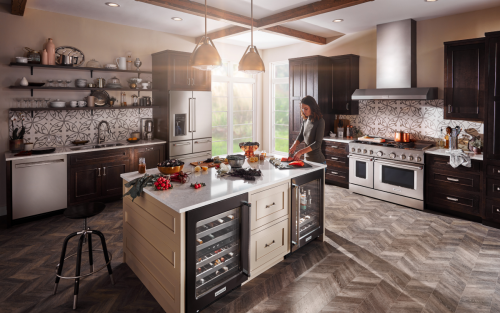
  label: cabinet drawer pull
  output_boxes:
[446,197,458,202]
[448,104,452,113]
[330,157,338,160]
[446,177,459,182]
[332,146,338,149]
[346,103,349,110]
[331,171,338,175]
[188,78,190,85]
[265,202,276,209]
[265,240,275,248]
[97,168,101,177]
[192,78,195,85]
[103,167,106,176]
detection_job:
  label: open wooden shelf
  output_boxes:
[9,86,152,96]
[9,62,152,77]
[9,106,157,111]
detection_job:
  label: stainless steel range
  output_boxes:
[348,140,433,210]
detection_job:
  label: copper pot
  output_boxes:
[402,133,411,142]
[394,131,403,142]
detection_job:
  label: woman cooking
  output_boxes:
[289,96,326,164]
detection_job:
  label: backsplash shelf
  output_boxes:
[9,62,152,77]
[9,86,151,97]
[9,105,157,117]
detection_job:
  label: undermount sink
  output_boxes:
[69,143,126,151]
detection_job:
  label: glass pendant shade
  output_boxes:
[239,46,265,74]
[190,37,222,71]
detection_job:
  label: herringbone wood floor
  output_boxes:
[2,186,500,313]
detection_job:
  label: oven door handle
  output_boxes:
[241,200,251,277]
[375,160,423,171]
[348,155,373,162]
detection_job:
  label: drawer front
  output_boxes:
[70,148,129,166]
[426,154,481,174]
[323,141,348,148]
[249,182,289,231]
[487,178,500,200]
[250,219,289,272]
[487,164,500,179]
[427,172,481,192]
[169,140,193,157]
[193,139,212,153]
[426,189,480,216]
[326,156,348,169]
[322,145,348,156]
[325,169,348,184]
[484,199,500,222]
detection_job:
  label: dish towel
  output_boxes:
[449,149,472,168]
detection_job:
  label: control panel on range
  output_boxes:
[349,144,425,164]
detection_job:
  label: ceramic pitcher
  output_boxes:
[116,57,127,70]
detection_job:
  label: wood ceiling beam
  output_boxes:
[136,0,253,28]
[262,26,327,45]
[195,26,250,43]
[11,0,28,16]
[256,0,374,29]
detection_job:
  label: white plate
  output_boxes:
[50,102,66,108]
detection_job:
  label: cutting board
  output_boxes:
[278,161,313,170]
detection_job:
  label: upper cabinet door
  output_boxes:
[444,39,486,121]
[302,58,318,100]
[289,60,303,138]
[486,32,500,159]
[170,53,191,90]
[331,55,359,115]
[191,67,211,91]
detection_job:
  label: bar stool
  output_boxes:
[53,202,114,310]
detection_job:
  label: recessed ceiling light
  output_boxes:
[333,19,344,23]
[171,17,183,21]
[425,0,437,2]
[105,2,120,7]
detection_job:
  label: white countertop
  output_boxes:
[323,137,354,143]
[121,159,327,213]
[5,139,166,161]
[424,147,483,161]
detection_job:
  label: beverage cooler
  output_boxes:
[291,170,324,253]
[185,193,251,313]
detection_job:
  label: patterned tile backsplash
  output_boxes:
[8,108,152,147]
[340,100,484,141]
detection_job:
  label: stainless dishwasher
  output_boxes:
[12,154,68,219]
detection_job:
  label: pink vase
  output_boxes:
[41,49,48,65]
[46,38,55,65]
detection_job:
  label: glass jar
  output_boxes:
[138,157,146,174]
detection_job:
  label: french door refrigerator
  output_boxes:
[291,170,325,253]
[186,193,251,313]
[169,91,212,163]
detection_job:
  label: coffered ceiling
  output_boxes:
[12,0,500,50]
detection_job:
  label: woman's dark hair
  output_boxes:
[300,96,323,122]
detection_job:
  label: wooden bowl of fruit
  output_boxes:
[127,137,139,143]
[157,159,185,175]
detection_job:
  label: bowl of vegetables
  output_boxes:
[157,159,185,175]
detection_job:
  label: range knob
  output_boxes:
[363,149,367,154]
[389,153,396,159]
[408,156,414,161]
[376,151,383,157]
[370,150,374,155]
[416,156,422,162]
[400,154,406,160]
[357,149,362,153]
[352,148,355,152]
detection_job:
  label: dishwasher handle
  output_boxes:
[15,159,65,168]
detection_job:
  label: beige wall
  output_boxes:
[0,5,251,214]
[261,5,500,152]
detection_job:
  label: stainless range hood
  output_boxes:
[352,19,438,100]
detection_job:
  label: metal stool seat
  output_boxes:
[53,202,114,310]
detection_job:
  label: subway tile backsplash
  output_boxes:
[8,108,152,148]
[340,100,483,141]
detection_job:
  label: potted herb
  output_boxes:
[9,115,26,152]
[109,96,117,106]
[472,138,482,155]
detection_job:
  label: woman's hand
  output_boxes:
[289,146,296,155]
[292,151,303,161]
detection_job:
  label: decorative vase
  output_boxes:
[41,49,48,65]
[109,100,115,106]
[9,139,23,152]
[46,38,56,65]
[134,58,142,71]
[20,77,28,86]
[473,147,482,155]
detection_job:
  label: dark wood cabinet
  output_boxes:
[485,31,500,159]
[322,140,349,188]
[191,67,211,91]
[102,160,129,197]
[157,50,211,92]
[288,56,332,146]
[131,144,165,171]
[69,164,102,204]
[331,55,359,115]
[170,52,191,90]
[444,38,486,121]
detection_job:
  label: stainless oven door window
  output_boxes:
[374,159,424,200]
[349,155,374,188]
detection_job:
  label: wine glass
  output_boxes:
[65,79,72,88]
[15,98,22,108]
[44,98,51,108]
[47,79,54,87]
[57,80,63,87]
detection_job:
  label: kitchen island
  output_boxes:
[120,159,326,313]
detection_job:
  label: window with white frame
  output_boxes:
[211,61,256,156]
[270,61,289,155]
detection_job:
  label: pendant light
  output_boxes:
[190,0,222,70]
[238,0,265,74]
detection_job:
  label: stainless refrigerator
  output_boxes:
[168,91,212,163]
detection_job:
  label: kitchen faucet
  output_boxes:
[97,120,111,144]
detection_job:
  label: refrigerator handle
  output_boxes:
[241,200,251,277]
[193,98,197,133]
[188,98,192,132]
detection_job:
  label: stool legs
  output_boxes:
[73,233,85,310]
[92,230,114,285]
[88,233,94,273]
[54,232,79,295]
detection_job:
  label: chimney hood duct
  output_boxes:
[352,19,438,100]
